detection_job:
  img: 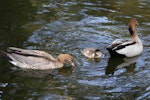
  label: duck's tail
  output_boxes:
[0,51,12,61]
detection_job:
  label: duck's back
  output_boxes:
[107,39,143,57]
[1,47,57,69]
[81,48,95,58]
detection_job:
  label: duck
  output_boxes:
[107,18,143,57]
[0,47,75,70]
[81,48,102,58]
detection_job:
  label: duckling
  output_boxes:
[0,47,75,70]
[81,48,102,58]
[107,18,143,57]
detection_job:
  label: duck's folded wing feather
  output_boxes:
[8,47,56,61]
[112,41,136,51]
[10,53,51,65]
[107,39,127,50]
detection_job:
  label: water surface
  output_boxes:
[0,0,150,99]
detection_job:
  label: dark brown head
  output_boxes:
[94,49,102,58]
[128,18,138,35]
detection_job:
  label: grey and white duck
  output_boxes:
[81,48,102,58]
[107,18,143,57]
[0,47,75,70]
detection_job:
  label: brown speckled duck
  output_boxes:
[0,47,75,70]
[81,48,102,58]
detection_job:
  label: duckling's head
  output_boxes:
[94,49,102,58]
[57,54,75,67]
[128,18,138,35]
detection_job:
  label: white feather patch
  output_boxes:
[10,61,17,66]
[116,43,143,57]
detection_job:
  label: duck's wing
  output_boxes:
[112,40,136,51]
[81,48,95,58]
[1,47,57,68]
[8,47,56,61]
[107,39,137,57]
[107,39,129,50]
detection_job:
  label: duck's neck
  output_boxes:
[130,31,142,44]
[55,59,63,68]
[129,25,140,42]
[130,31,137,39]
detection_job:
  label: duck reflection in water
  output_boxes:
[105,55,140,75]
[83,57,101,63]
[11,66,74,78]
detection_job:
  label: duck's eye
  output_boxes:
[68,58,74,63]
[65,59,71,63]
[134,23,138,27]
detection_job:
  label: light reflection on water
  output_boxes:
[0,0,150,99]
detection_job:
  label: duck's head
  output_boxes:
[128,18,138,35]
[57,54,75,67]
[94,49,102,58]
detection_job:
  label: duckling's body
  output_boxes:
[0,47,75,70]
[107,18,143,57]
[81,48,102,58]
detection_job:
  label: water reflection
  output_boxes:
[11,66,74,78]
[105,56,140,75]
[83,57,101,63]
[0,0,37,49]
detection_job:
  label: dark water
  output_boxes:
[0,0,150,99]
